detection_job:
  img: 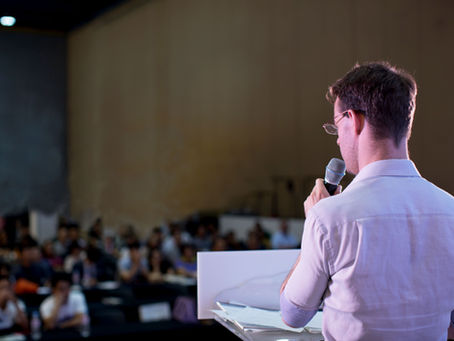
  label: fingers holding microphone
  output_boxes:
[304,179,342,217]
[304,158,346,216]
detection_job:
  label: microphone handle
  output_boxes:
[324,181,338,196]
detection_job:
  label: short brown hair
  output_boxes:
[327,61,417,145]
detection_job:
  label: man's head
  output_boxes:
[51,271,72,301]
[67,223,80,242]
[68,241,82,256]
[326,62,417,173]
[128,241,141,263]
[280,220,289,234]
[19,236,40,264]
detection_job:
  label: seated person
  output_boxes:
[73,247,100,288]
[175,244,197,278]
[40,272,88,330]
[0,275,28,333]
[118,241,149,284]
[147,248,174,283]
[13,236,52,292]
[42,239,63,270]
[63,241,85,275]
[271,220,298,249]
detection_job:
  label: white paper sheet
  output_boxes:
[213,302,323,334]
[213,303,305,333]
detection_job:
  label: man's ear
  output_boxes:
[350,110,365,135]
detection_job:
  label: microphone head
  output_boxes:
[325,158,346,185]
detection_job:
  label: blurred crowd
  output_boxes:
[0,213,299,334]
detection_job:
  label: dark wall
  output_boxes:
[0,29,67,215]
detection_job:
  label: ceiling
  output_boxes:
[0,0,128,32]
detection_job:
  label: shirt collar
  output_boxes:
[346,159,421,189]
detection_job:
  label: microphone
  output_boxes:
[324,158,346,195]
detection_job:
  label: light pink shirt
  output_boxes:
[282,159,454,340]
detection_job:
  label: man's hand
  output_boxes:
[304,179,341,216]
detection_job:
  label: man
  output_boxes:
[271,220,299,249]
[0,275,28,333]
[280,62,454,340]
[118,241,149,284]
[40,271,88,330]
[13,236,52,291]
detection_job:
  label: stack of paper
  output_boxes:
[212,302,322,334]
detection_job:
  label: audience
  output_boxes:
[251,222,271,249]
[211,236,227,251]
[102,228,120,259]
[0,275,28,333]
[174,244,197,279]
[161,226,185,265]
[0,213,306,338]
[67,224,86,249]
[74,247,100,289]
[13,236,52,291]
[192,224,212,251]
[53,224,69,259]
[147,248,174,283]
[0,215,298,289]
[271,220,299,249]
[42,239,63,270]
[118,241,149,284]
[63,241,85,284]
[145,227,164,251]
[40,272,88,330]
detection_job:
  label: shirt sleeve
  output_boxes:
[17,299,26,312]
[40,297,53,319]
[281,213,330,327]
[73,292,88,315]
[280,290,317,328]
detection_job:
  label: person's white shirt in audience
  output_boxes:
[40,272,87,330]
[271,221,298,249]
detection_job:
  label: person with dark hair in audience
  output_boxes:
[162,225,189,265]
[251,222,271,249]
[246,231,264,250]
[88,218,103,247]
[118,224,138,249]
[224,231,244,251]
[192,224,212,251]
[64,241,85,285]
[0,275,28,333]
[79,247,100,288]
[13,236,52,292]
[67,223,86,249]
[175,244,197,278]
[271,220,298,249]
[145,227,164,251]
[40,272,88,330]
[42,239,63,270]
[211,236,227,252]
[147,248,174,283]
[14,215,31,246]
[102,229,120,259]
[71,246,101,288]
[53,224,69,260]
[118,241,149,284]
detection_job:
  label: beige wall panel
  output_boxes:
[68,0,454,234]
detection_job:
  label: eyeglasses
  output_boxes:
[322,111,349,135]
